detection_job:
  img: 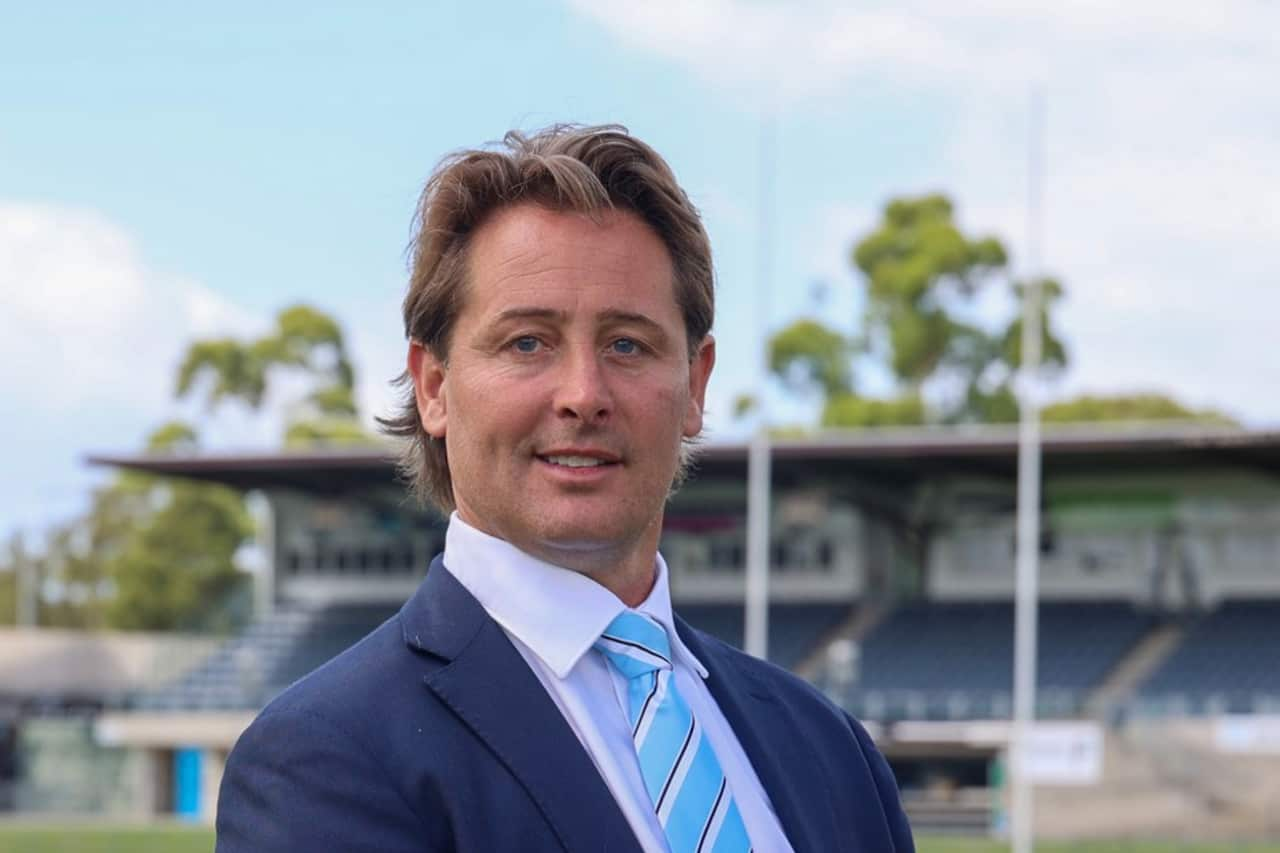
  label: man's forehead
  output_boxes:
[462,207,679,311]
[472,204,671,266]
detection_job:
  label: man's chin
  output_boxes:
[528,519,645,563]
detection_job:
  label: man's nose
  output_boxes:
[554,348,614,425]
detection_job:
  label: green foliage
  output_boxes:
[853,193,1013,390]
[764,194,1084,429]
[145,420,199,453]
[8,305,373,632]
[999,277,1068,373]
[175,303,369,445]
[29,475,156,629]
[732,393,757,420]
[0,566,14,625]
[1043,393,1238,426]
[854,195,1008,297]
[852,194,1063,418]
[822,393,926,428]
[963,382,1020,424]
[176,338,268,407]
[106,479,251,631]
[284,417,378,447]
[769,319,853,397]
[307,383,359,417]
[3,423,255,632]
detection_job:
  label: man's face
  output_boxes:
[409,203,714,571]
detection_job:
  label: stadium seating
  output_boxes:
[677,603,855,671]
[152,594,1280,721]
[1138,599,1280,714]
[135,604,398,712]
[137,599,854,711]
[822,600,1154,720]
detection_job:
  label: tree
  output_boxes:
[854,194,1010,390]
[105,474,251,631]
[763,193,1068,428]
[100,422,253,631]
[1042,393,1237,426]
[769,320,853,399]
[0,422,254,632]
[0,537,18,625]
[177,304,371,446]
[6,304,372,631]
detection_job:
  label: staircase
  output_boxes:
[1084,620,1184,717]
[796,604,886,681]
[137,606,318,711]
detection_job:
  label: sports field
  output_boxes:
[0,826,1279,853]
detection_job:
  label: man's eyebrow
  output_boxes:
[489,307,669,339]
[490,307,567,324]
[598,310,669,338]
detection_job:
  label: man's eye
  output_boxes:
[511,336,540,354]
[611,338,639,355]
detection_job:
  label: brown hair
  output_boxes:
[379,124,715,512]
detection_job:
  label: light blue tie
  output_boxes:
[595,610,753,853]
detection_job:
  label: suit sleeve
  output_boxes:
[216,708,445,853]
[847,713,916,852]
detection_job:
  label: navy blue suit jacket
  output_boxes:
[216,557,914,852]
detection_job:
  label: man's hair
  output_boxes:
[379,124,715,512]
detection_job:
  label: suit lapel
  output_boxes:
[403,559,642,853]
[675,618,834,853]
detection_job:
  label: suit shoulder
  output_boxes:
[218,613,445,853]
[254,611,412,728]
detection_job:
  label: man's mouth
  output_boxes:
[535,450,622,469]
[542,455,610,468]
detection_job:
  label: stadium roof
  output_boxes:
[86,422,1280,493]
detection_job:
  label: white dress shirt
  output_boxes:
[443,513,794,853]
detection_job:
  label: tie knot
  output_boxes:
[594,610,673,680]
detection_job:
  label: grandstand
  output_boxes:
[827,599,1156,720]
[59,423,1280,838]
[1137,599,1280,714]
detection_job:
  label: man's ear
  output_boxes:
[682,334,716,439]
[407,341,447,438]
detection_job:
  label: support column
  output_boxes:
[201,749,225,824]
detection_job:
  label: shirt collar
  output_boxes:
[442,513,707,680]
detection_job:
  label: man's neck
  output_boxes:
[453,511,661,607]
[517,536,659,608]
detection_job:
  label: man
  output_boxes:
[216,125,914,852]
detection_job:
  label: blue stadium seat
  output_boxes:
[822,599,1153,720]
[1138,599,1280,714]
[662,603,855,671]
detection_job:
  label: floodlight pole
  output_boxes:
[1011,89,1046,853]
[744,114,776,661]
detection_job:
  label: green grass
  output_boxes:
[0,827,1277,853]
[918,841,1280,852]
[0,824,214,853]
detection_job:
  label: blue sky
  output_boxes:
[3,1,1277,542]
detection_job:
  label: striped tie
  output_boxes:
[595,611,752,853]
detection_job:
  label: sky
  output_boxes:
[2,1,1277,543]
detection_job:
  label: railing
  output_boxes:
[1120,691,1280,718]
[820,682,1280,722]
[823,686,1086,721]
[901,787,994,837]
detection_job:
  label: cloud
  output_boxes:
[0,203,263,537]
[570,0,1279,424]
[0,203,261,417]
[567,1,1276,105]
